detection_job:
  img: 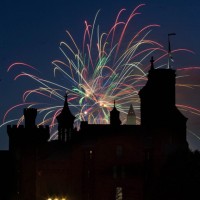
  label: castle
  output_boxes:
[2,57,189,200]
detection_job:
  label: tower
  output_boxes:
[139,57,187,127]
[110,100,121,126]
[139,57,188,152]
[126,104,136,125]
[56,93,76,142]
[24,108,37,128]
[7,108,49,150]
[7,108,49,200]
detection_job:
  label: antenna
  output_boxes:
[168,33,176,69]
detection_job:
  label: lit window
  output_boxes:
[89,150,93,159]
[47,197,66,200]
[116,187,123,200]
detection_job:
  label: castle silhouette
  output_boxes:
[1,57,197,200]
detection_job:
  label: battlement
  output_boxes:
[7,124,50,149]
[7,124,49,131]
[7,108,50,148]
[23,108,37,116]
[23,108,37,128]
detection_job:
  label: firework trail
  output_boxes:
[3,4,200,141]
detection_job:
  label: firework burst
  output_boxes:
[3,4,200,141]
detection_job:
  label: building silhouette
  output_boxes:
[126,104,136,125]
[2,57,199,200]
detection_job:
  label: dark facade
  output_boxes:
[0,151,15,200]
[3,58,191,200]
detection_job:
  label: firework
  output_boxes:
[3,4,200,141]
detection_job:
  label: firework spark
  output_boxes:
[3,4,200,141]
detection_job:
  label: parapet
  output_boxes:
[7,124,50,144]
[23,108,37,116]
[7,108,50,148]
[7,124,49,130]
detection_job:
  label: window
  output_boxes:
[116,187,123,200]
[116,145,123,157]
[113,165,125,178]
[89,150,93,159]
[113,165,117,178]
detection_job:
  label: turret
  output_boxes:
[56,93,76,142]
[7,108,50,150]
[7,108,50,200]
[110,100,121,126]
[126,104,136,125]
[24,108,37,128]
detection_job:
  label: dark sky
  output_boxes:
[1,0,200,150]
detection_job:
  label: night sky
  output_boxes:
[1,0,200,150]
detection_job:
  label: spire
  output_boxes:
[57,92,75,125]
[112,100,117,111]
[126,104,136,125]
[64,92,69,108]
[150,56,154,70]
[168,33,176,69]
[56,93,76,142]
[128,104,135,115]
